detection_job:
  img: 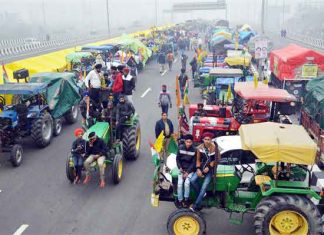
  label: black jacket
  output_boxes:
[158,53,166,64]
[85,138,108,157]
[122,74,135,95]
[116,101,135,121]
[71,138,87,155]
[190,57,197,71]
[155,119,174,138]
[176,144,196,173]
[178,73,188,88]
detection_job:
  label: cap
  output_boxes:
[202,132,214,139]
[74,128,84,137]
[88,131,96,138]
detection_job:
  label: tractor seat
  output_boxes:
[15,103,28,127]
[255,175,271,186]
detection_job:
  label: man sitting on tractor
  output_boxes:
[71,128,87,184]
[79,91,101,127]
[83,131,108,188]
[176,134,196,208]
[190,132,219,211]
[116,95,135,141]
[194,103,208,117]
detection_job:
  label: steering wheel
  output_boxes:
[241,164,255,174]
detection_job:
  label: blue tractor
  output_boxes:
[0,83,53,167]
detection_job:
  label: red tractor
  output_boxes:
[181,82,297,142]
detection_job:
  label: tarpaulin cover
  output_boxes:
[66,52,93,63]
[303,76,324,128]
[29,72,81,119]
[270,44,324,80]
[225,50,251,66]
[239,122,317,165]
[0,83,47,95]
[239,31,255,44]
[118,34,152,65]
[213,31,232,40]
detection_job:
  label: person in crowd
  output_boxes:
[79,91,101,126]
[158,85,172,114]
[112,65,124,106]
[176,134,196,208]
[194,103,208,117]
[158,51,166,73]
[190,132,220,211]
[71,128,87,184]
[178,68,189,99]
[122,67,135,104]
[155,112,174,152]
[189,54,198,80]
[167,51,174,71]
[115,95,135,141]
[84,63,103,104]
[181,53,188,71]
[83,132,108,188]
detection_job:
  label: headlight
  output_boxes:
[290,102,296,107]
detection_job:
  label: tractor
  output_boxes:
[151,122,324,235]
[182,82,297,142]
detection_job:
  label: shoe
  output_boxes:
[175,200,183,209]
[183,199,190,208]
[99,179,105,188]
[74,176,80,184]
[190,204,197,212]
[83,175,91,184]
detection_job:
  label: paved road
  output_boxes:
[0,33,316,235]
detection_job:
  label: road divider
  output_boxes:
[141,88,152,98]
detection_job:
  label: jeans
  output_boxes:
[190,171,212,207]
[177,172,193,201]
[84,155,106,180]
[161,104,169,114]
[168,61,173,70]
[180,87,185,99]
[72,154,84,178]
[89,88,100,104]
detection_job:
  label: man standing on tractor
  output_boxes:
[122,67,135,104]
[111,66,124,106]
[178,68,189,99]
[85,63,102,104]
[176,134,196,208]
[190,132,219,211]
[83,131,108,188]
[194,103,208,117]
[158,85,172,115]
[116,95,135,141]
[71,128,87,184]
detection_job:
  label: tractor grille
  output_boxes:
[0,117,12,129]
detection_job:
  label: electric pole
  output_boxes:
[106,0,111,35]
[261,0,265,34]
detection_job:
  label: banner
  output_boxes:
[302,64,318,78]
[255,39,268,59]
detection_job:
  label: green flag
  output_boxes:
[167,137,178,155]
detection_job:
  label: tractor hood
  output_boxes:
[239,122,317,165]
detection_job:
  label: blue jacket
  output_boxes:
[155,119,174,138]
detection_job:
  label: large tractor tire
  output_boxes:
[10,144,23,167]
[64,105,79,124]
[31,112,53,148]
[254,194,322,235]
[167,209,206,235]
[66,154,75,183]
[112,154,123,184]
[122,122,141,161]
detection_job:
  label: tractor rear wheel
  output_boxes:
[122,122,141,160]
[254,194,322,235]
[64,105,79,124]
[53,118,62,136]
[112,154,123,184]
[167,209,206,235]
[66,154,75,183]
[10,144,23,167]
[31,112,53,148]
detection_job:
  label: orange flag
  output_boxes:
[175,75,181,107]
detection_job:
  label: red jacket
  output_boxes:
[112,72,123,93]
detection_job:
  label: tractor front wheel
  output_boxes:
[64,105,79,124]
[254,194,322,235]
[10,144,23,167]
[167,209,206,235]
[31,113,53,148]
[122,122,141,160]
[112,154,123,184]
[53,118,62,136]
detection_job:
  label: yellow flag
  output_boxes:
[154,131,165,153]
[253,73,258,88]
[263,77,269,84]
[175,75,181,107]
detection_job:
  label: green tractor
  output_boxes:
[66,113,141,184]
[151,122,324,234]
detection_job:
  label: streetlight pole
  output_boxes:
[155,0,158,26]
[261,0,265,34]
[282,0,285,29]
[106,0,111,36]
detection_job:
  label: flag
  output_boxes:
[253,73,258,88]
[263,77,269,85]
[83,69,86,80]
[154,131,165,153]
[226,84,232,102]
[2,63,10,84]
[175,75,181,107]
[183,81,190,105]
[167,136,178,155]
[150,144,160,166]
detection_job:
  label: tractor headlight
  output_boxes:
[290,102,296,107]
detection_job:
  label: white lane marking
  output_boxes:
[141,88,152,98]
[173,58,178,63]
[13,224,29,235]
[161,70,167,76]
